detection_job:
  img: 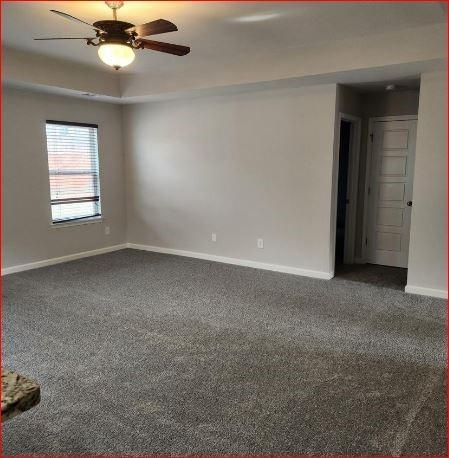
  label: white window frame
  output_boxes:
[45,120,102,227]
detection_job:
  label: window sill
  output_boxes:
[49,217,103,229]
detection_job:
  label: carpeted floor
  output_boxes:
[2,249,446,455]
[335,263,408,291]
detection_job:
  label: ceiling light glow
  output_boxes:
[98,43,135,70]
[234,12,283,23]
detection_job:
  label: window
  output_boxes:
[45,121,101,224]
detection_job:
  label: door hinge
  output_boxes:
[365,237,368,246]
[368,186,371,195]
[370,133,374,143]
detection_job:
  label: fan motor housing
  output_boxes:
[94,20,135,43]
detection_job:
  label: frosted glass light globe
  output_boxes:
[98,43,135,70]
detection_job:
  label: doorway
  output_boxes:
[334,115,417,291]
[335,120,351,265]
[334,114,361,269]
[332,83,420,291]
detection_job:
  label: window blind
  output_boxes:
[45,121,101,224]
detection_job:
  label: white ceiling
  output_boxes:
[2,1,447,75]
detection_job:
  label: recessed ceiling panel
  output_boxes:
[2,1,446,74]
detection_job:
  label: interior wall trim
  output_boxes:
[3,242,446,299]
[1,244,127,275]
[405,284,448,299]
[127,242,334,280]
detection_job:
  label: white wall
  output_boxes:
[2,88,126,269]
[123,85,338,276]
[407,71,447,297]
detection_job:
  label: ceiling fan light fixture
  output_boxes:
[38,4,190,67]
[98,43,135,70]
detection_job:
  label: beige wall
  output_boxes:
[124,85,338,275]
[337,85,362,117]
[360,90,420,118]
[407,71,447,295]
[2,88,126,268]
[3,78,446,297]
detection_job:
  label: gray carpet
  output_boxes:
[335,263,408,291]
[2,249,446,455]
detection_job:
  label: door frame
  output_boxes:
[360,115,418,263]
[335,112,362,266]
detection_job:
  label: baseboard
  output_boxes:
[5,243,444,297]
[127,243,333,280]
[1,244,128,276]
[405,284,448,299]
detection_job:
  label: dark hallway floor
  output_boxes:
[2,250,446,455]
[334,263,408,291]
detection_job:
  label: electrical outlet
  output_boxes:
[211,233,217,242]
[257,238,264,249]
[105,226,110,235]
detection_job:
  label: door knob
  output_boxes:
[407,201,413,207]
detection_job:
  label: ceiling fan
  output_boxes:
[34,1,190,70]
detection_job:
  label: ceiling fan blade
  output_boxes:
[34,37,96,40]
[126,19,177,37]
[136,39,190,56]
[50,10,106,33]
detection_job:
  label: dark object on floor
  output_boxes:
[335,263,408,290]
[2,249,446,455]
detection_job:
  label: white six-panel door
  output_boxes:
[366,119,417,268]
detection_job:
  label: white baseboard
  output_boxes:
[127,243,333,280]
[405,284,448,299]
[3,242,445,298]
[1,244,128,276]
